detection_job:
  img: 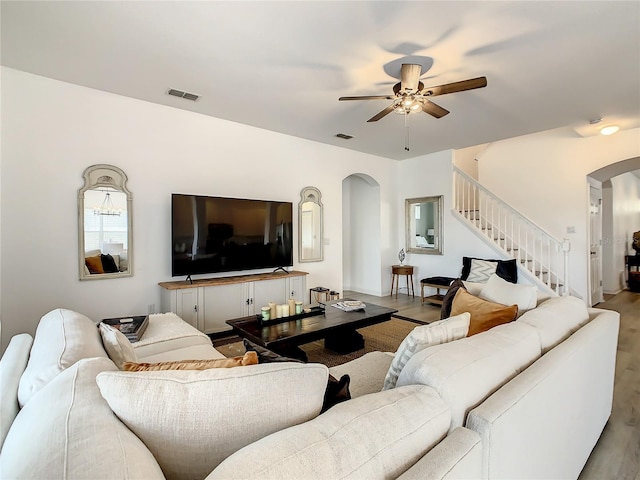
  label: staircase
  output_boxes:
[452,166,570,296]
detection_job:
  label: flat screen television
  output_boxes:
[171,194,293,277]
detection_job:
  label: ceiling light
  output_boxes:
[600,125,619,136]
[599,125,619,135]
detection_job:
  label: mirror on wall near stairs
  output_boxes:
[405,196,443,256]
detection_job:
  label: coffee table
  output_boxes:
[226,300,398,361]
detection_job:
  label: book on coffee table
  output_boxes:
[331,301,366,312]
[101,315,149,342]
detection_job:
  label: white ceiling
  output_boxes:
[2,1,639,160]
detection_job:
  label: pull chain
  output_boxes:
[404,111,410,151]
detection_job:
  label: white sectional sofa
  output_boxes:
[0,293,619,480]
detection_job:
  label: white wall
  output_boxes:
[476,127,640,301]
[395,150,497,289]
[0,67,396,350]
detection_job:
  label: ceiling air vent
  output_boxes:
[167,89,200,101]
[335,133,354,140]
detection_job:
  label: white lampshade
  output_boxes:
[102,242,124,255]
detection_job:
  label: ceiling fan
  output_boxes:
[339,64,487,123]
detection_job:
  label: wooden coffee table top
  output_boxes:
[226,300,398,351]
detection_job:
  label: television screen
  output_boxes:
[171,194,293,277]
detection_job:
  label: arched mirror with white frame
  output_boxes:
[406,195,443,255]
[78,164,133,280]
[299,186,323,262]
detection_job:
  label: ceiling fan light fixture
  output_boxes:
[599,125,619,136]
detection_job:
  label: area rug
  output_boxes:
[215,317,417,368]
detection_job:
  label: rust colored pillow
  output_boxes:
[450,288,518,336]
[85,255,104,274]
[122,351,258,371]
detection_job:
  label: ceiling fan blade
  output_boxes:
[367,104,397,122]
[422,76,487,97]
[400,64,421,92]
[421,100,450,118]
[339,95,395,101]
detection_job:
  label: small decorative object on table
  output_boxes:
[632,231,640,255]
[398,248,406,265]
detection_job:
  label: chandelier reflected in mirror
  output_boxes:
[94,190,122,216]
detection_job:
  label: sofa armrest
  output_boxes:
[397,427,481,480]
[466,311,619,480]
[133,313,225,360]
[0,333,34,450]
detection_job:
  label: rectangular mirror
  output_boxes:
[406,195,443,255]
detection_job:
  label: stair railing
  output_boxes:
[452,166,570,296]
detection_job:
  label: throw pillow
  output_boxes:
[100,253,119,273]
[85,255,104,274]
[440,278,466,319]
[382,312,471,390]
[465,258,499,283]
[99,322,137,369]
[450,288,518,336]
[322,374,351,413]
[479,274,538,314]
[96,362,329,480]
[242,339,350,412]
[122,351,258,371]
[461,256,518,283]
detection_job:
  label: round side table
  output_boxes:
[391,265,415,298]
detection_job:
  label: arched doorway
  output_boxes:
[342,173,382,296]
[588,156,640,303]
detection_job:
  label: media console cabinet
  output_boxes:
[159,271,308,334]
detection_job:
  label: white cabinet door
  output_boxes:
[252,278,288,313]
[201,283,246,334]
[287,275,307,303]
[175,288,199,329]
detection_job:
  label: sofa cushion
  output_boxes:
[396,322,541,431]
[461,257,518,283]
[517,296,590,353]
[329,351,395,398]
[242,339,349,412]
[96,362,329,480]
[0,357,164,479]
[0,333,33,450]
[17,308,108,407]
[479,274,538,314]
[383,312,470,390]
[132,312,224,360]
[206,385,451,480]
[451,288,518,336]
[99,322,138,369]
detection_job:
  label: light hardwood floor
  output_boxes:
[345,288,640,479]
